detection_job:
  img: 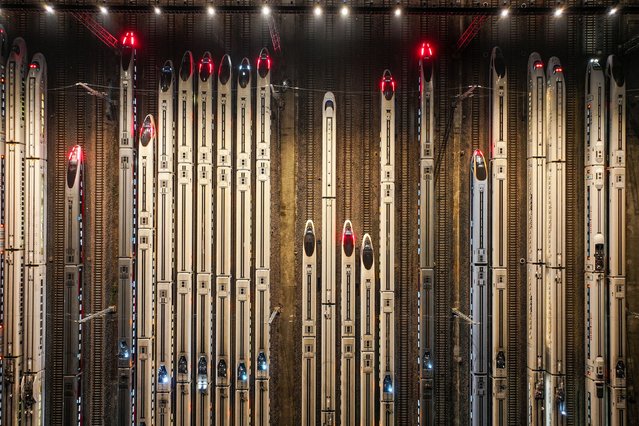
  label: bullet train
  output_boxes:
[379,70,395,426]
[584,58,606,424]
[470,149,488,426]
[235,57,252,426]
[24,51,48,425]
[0,25,6,423]
[254,47,272,426]
[340,220,356,426]
[301,220,317,426]
[176,50,194,425]
[526,52,546,425]
[418,42,436,426]
[489,46,508,425]
[155,59,175,426]
[215,54,233,426]
[136,114,155,426]
[360,234,376,426]
[321,91,336,426]
[63,145,84,426]
[544,57,567,424]
[195,51,214,426]
[4,36,28,426]
[606,54,627,426]
[117,31,136,424]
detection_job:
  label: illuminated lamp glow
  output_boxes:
[419,42,433,59]
[44,4,54,13]
[555,66,563,73]
[262,5,271,16]
[99,6,108,15]
[534,61,543,69]
[314,5,322,16]
[207,6,216,16]
[500,8,509,18]
[340,5,349,16]
[394,7,401,17]
[154,6,161,15]
[554,7,563,17]
[609,7,618,16]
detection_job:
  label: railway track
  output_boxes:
[505,38,522,426]
[397,15,412,426]
[51,13,68,424]
[565,15,580,426]
[91,47,105,426]
[434,14,452,423]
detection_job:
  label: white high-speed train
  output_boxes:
[360,234,376,426]
[418,41,436,426]
[301,220,317,426]
[136,114,155,426]
[24,51,48,425]
[526,52,546,424]
[321,91,337,426]
[235,57,252,426]
[489,47,508,425]
[63,145,84,426]
[175,50,194,425]
[5,36,28,426]
[470,149,488,426]
[379,70,395,426]
[340,220,356,426]
[215,54,233,426]
[606,54,627,426]
[0,26,7,423]
[544,57,567,424]
[584,58,606,424]
[195,51,214,425]
[117,32,136,424]
[155,59,175,426]
[254,48,273,426]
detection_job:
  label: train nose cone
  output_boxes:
[238,58,251,88]
[178,355,188,374]
[217,359,227,378]
[11,38,25,56]
[199,52,214,82]
[158,365,170,384]
[381,70,395,101]
[472,149,487,181]
[218,55,232,85]
[257,352,268,372]
[343,221,354,257]
[140,115,155,147]
[608,55,625,86]
[362,235,374,270]
[160,61,174,92]
[0,25,7,58]
[257,48,271,78]
[304,222,315,257]
[492,47,506,79]
[179,51,193,81]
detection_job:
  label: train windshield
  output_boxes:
[257,50,270,78]
[304,226,315,257]
[180,53,193,81]
[474,154,487,181]
[219,56,231,85]
[362,241,374,270]
[121,46,132,72]
[199,56,213,82]
[238,60,251,88]
[160,64,173,91]
[140,119,153,146]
